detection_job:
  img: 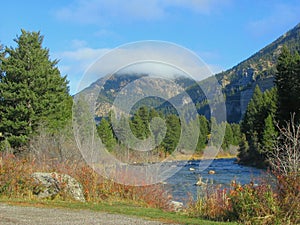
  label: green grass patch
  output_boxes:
[0,198,237,225]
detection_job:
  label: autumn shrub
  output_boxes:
[272,171,300,224]
[0,152,171,210]
[187,185,231,221]
[187,175,298,224]
[228,181,280,224]
[0,153,37,198]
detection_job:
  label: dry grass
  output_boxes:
[0,152,171,210]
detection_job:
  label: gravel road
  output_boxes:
[0,203,175,225]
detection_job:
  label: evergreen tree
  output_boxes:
[97,118,116,151]
[231,123,241,146]
[162,114,181,153]
[237,134,249,162]
[239,86,277,166]
[197,115,209,151]
[275,46,300,125]
[148,108,159,121]
[0,30,72,151]
[241,86,264,137]
[222,122,233,150]
[130,106,150,140]
[209,117,225,148]
[262,114,277,154]
[148,113,166,147]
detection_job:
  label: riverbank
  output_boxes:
[170,151,237,162]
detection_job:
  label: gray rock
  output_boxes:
[169,200,184,212]
[31,172,85,202]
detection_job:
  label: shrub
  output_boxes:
[0,153,37,198]
[187,184,231,221]
[0,153,171,210]
[229,181,280,224]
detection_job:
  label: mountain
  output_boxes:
[80,23,300,122]
[84,73,197,118]
[217,23,300,122]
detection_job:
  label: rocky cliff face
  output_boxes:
[215,23,300,122]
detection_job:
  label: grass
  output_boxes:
[0,198,237,225]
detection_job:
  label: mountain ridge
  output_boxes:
[80,23,300,122]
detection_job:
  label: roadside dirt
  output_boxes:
[0,203,174,225]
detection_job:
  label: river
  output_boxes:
[164,158,269,202]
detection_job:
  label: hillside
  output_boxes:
[218,22,300,122]
[85,73,196,117]
[81,23,300,122]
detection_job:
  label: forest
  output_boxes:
[0,30,299,224]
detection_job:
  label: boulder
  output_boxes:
[208,170,215,174]
[169,200,184,212]
[31,172,85,202]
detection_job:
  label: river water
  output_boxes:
[163,158,268,202]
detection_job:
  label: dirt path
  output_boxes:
[0,203,174,225]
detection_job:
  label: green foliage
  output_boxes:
[240,46,300,167]
[237,134,249,160]
[222,123,234,150]
[239,86,277,167]
[197,115,209,151]
[209,117,225,148]
[162,114,181,153]
[231,123,241,146]
[262,114,278,154]
[130,106,150,140]
[0,30,72,151]
[229,182,280,224]
[149,116,166,147]
[275,46,300,125]
[97,118,116,151]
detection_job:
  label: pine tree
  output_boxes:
[241,85,264,137]
[97,118,116,151]
[262,114,277,154]
[275,46,300,125]
[238,134,249,162]
[209,117,225,148]
[231,123,241,146]
[222,122,233,150]
[148,110,166,147]
[0,30,72,150]
[162,114,181,153]
[197,115,209,151]
[130,106,150,140]
[239,85,278,166]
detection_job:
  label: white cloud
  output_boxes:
[54,41,223,94]
[54,0,231,25]
[75,41,218,92]
[59,47,109,61]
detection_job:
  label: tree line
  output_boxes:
[97,105,241,156]
[0,30,242,157]
[238,46,300,167]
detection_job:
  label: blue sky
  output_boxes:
[1,0,300,94]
